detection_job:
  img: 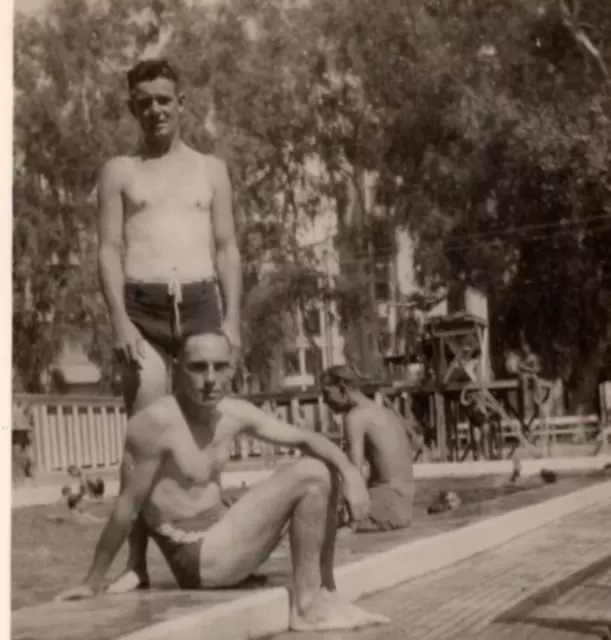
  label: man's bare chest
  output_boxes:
[123,160,213,215]
[168,416,240,486]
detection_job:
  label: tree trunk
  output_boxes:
[335,166,382,376]
[569,323,611,414]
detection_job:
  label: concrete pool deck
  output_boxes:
[11,477,611,640]
[272,495,611,640]
[12,454,611,508]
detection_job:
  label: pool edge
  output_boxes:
[116,480,611,640]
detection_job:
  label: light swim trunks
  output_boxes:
[356,483,414,532]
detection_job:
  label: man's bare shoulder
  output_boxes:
[99,155,138,184]
[125,395,178,455]
[216,396,261,428]
[345,407,370,431]
[191,151,229,185]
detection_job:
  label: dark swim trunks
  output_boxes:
[125,279,222,358]
[356,484,415,532]
[146,502,228,589]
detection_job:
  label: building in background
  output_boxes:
[279,223,419,389]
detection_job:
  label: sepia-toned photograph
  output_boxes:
[10,0,611,639]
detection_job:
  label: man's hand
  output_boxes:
[221,318,242,366]
[55,584,98,602]
[106,569,150,594]
[341,467,370,523]
[222,318,241,349]
[114,317,145,365]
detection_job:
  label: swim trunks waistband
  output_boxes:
[124,277,216,288]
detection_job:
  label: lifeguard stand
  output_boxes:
[424,284,491,385]
[423,285,491,460]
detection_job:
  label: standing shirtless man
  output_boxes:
[98,57,242,415]
[56,332,388,632]
[97,57,241,590]
[320,366,415,532]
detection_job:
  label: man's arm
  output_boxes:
[117,454,149,578]
[235,400,356,481]
[344,413,366,475]
[210,158,242,339]
[83,413,166,592]
[97,158,129,328]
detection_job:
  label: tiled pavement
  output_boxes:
[272,501,611,640]
[12,477,610,640]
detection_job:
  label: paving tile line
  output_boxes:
[116,480,611,640]
[391,509,611,640]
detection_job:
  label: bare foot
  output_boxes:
[290,593,389,631]
[322,588,390,626]
[289,599,356,632]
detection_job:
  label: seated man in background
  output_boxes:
[56,331,388,632]
[320,366,415,532]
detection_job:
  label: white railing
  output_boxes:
[14,395,128,473]
[13,390,606,474]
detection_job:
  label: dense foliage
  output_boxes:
[13,0,611,408]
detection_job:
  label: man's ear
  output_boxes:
[177,91,186,111]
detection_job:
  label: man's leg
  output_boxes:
[317,474,389,625]
[121,339,170,415]
[197,458,387,631]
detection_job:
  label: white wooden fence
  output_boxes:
[14,395,128,473]
[13,391,606,474]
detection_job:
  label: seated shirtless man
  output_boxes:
[98,57,242,416]
[320,366,415,532]
[56,332,389,632]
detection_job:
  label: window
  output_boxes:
[303,307,322,336]
[379,330,392,354]
[374,260,390,301]
[304,347,323,375]
[283,350,300,376]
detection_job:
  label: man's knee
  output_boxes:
[290,458,333,495]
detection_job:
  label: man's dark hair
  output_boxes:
[127,58,180,92]
[180,330,232,360]
[319,365,362,388]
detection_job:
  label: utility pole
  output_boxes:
[323,244,334,367]
[366,235,386,376]
[389,257,399,355]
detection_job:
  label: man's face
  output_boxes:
[322,383,349,413]
[181,334,233,405]
[129,77,183,143]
